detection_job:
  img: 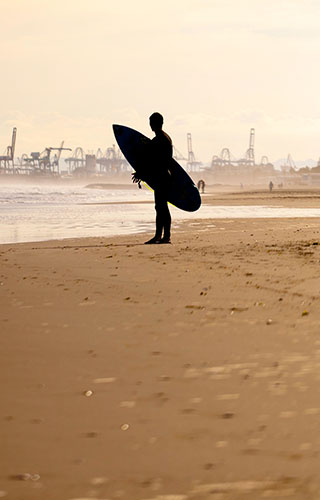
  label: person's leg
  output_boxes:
[145,190,163,244]
[162,202,171,242]
[145,189,171,244]
[155,191,165,240]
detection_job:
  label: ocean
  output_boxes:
[1,182,320,245]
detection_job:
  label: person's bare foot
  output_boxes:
[144,237,161,244]
[160,237,171,244]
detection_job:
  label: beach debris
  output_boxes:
[302,310,309,316]
[266,319,273,325]
[230,306,249,312]
[121,424,129,431]
[204,463,215,470]
[84,432,98,438]
[83,390,93,397]
[221,412,234,419]
[9,473,40,481]
[93,377,116,384]
[73,458,86,465]
[181,408,196,414]
[79,299,96,307]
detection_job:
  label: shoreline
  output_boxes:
[3,186,320,246]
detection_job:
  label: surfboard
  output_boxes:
[113,124,201,212]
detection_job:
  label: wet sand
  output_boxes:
[202,186,320,208]
[2,190,320,499]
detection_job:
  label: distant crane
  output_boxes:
[39,141,71,173]
[50,142,71,172]
[65,147,86,172]
[210,147,233,169]
[279,154,296,173]
[186,133,202,171]
[21,141,71,174]
[285,154,296,170]
[237,128,255,167]
[221,148,231,164]
[245,128,255,166]
[0,127,17,173]
[96,145,128,174]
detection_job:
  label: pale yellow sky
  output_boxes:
[1,0,320,162]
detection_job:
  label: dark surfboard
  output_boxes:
[113,124,201,212]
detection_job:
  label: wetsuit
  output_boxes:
[150,131,173,240]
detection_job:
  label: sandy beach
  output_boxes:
[2,189,320,499]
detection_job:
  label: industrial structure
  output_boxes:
[3,125,319,186]
[172,133,202,172]
[0,128,17,174]
[18,141,72,175]
[0,127,205,178]
[280,154,296,172]
[209,128,275,180]
[64,145,129,176]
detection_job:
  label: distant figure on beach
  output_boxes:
[197,179,205,194]
[269,181,274,192]
[132,112,173,244]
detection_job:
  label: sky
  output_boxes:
[1,0,320,163]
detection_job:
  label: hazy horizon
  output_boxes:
[1,0,320,163]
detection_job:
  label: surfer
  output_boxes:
[133,112,173,244]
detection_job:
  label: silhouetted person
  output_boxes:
[197,179,205,194]
[269,180,274,192]
[133,112,173,244]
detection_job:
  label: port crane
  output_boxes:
[0,127,17,173]
[38,141,71,173]
[187,133,202,171]
[22,141,71,174]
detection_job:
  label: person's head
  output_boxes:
[149,112,163,132]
